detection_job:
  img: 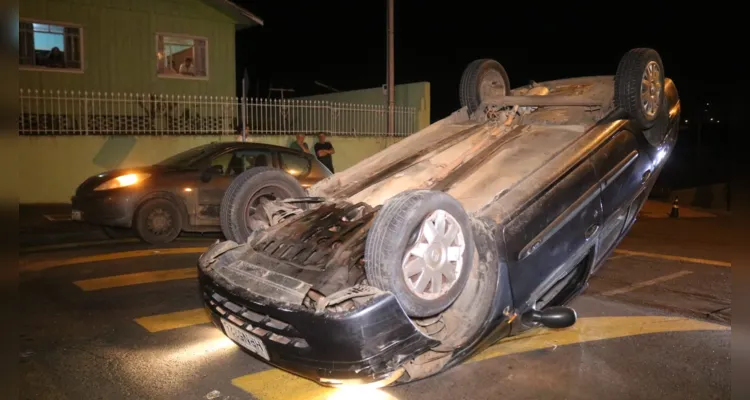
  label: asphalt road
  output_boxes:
[19,216,731,400]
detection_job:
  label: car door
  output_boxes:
[590,128,654,267]
[195,147,275,226]
[503,158,603,310]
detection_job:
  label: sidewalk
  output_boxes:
[638,200,726,219]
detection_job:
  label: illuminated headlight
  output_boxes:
[94,173,151,191]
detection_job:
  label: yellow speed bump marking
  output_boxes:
[74,268,197,291]
[613,249,731,267]
[134,308,211,333]
[231,316,728,400]
[20,247,208,272]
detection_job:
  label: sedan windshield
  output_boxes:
[156,144,219,168]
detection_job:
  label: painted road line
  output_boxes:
[20,237,215,253]
[613,249,731,267]
[599,270,694,297]
[231,316,728,400]
[73,268,197,291]
[134,308,211,333]
[469,315,728,363]
[20,247,208,272]
[21,238,141,253]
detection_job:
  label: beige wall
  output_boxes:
[19,135,403,204]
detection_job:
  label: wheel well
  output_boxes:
[133,191,190,229]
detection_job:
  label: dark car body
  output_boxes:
[198,65,680,387]
[71,142,331,235]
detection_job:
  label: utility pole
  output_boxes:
[386,0,395,136]
[268,87,295,99]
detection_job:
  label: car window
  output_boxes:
[156,143,220,167]
[211,149,273,176]
[279,152,311,177]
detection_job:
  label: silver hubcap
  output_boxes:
[640,61,662,118]
[401,210,466,300]
[147,208,171,234]
[480,69,506,100]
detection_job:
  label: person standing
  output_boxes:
[290,133,310,153]
[314,132,335,173]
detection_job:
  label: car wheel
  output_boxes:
[364,190,474,317]
[459,59,511,116]
[641,98,671,148]
[220,167,307,243]
[133,198,183,244]
[614,48,666,133]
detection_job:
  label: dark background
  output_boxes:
[234,1,730,189]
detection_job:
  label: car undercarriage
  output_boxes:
[199,47,680,387]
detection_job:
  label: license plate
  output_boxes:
[71,210,82,221]
[221,319,269,360]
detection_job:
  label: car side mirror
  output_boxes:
[201,165,223,182]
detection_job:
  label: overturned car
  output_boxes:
[198,48,679,387]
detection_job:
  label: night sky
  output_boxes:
[234,1,729,186]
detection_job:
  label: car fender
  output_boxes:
[440,216,515,370]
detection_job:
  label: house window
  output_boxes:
[19,20,83,71]
[156,34,208,78]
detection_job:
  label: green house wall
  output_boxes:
[20,0,237,97]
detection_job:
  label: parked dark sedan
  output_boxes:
[198,48,679,387]
[71,142,331,244]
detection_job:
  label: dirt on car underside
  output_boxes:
[238,76,620,297]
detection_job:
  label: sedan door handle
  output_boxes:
[642,169,652,183]
[585,224,599,239]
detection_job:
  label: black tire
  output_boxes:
[459,59,511,115]
[642,99,670,148]
[220,167,307,243]
[133,198,183,244]
[364,190,475,317]
[614,48,666,131]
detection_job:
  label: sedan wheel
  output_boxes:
[365,190,474,317]
[402,210,467,300]
[134,198,183,244]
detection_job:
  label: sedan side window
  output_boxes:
[279,152,311,177]
[210,152,233,175]
[236,149,272,170]
[210,149,274,177]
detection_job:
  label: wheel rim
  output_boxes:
[147,208,172,235]
[243,186,292,229]
[401,209,466,300]
[479,68,507,102]
[640,61,662,118]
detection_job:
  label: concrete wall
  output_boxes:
[296,82,431,131]
[19,135,402,204]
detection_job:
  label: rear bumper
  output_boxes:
[198,267,438,385]
[71,190,139,227]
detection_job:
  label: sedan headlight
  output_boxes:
[94,173,151,191]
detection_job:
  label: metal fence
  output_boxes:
[18,89,419,137]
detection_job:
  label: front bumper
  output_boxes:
[71,190,140,227]
[199,267,438,385]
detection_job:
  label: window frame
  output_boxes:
[19,18,85,73]
[155,32,210,81]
